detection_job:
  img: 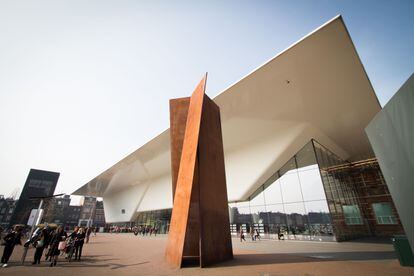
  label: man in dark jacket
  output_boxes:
[1,226,22,267]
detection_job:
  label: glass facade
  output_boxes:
[229,141,334,241]
[135,209,172,234]
[133,139,404,241]
[372,203,397,225]
[313,140,372,240]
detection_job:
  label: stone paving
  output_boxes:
[1,233,414,275]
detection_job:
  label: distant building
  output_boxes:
[43,195,71,224]
[78,196,97,227]
[0,196,17,228]
[64,205,82,228]
[93,201,106,228]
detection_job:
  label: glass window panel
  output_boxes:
[296,141,317,171]
[298,168,327,201]
[372,203,397,224]
[284,202,306,215]
[266,204,287,234]
[304,200,331,224]
[250,205,266,224]
[284,202,307,237]
[342,205,363,225]
[229,206,236,224]
[279,157,296,176]
[237,206,251,214]
[250,187,265,206]
[305,200,334,240]
[232,206,252,225]
[264,178,283,204]
[280,171,303,203]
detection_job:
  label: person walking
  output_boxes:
[277,226,283,240]
[250,226,255,241]
[32,228,49,265]
[74,227,85,261]
[254,229,261,241]
[1,226,22,268]
[85,227,92,243]
[239,228,246,242]
[66,226,79,260]
[48,226,67,267]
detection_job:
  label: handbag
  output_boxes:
[58,241,66,250]
[36,239,44,248]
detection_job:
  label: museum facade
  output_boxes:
[73,15,405,242]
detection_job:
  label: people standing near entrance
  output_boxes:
[239,229,246,242]
[74,227,86,261]
[48,226,67,267]
[0,226,22,268]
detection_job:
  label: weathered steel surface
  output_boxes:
[165,76,206,267]
[169,97,200,261]
[198,95,233,267]
[169,97,190,201]
[165,75,233,268]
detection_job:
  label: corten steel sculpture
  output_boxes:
[166,75,233,268]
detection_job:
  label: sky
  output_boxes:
[0,0,413,203]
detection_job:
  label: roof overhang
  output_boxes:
[73,15,380,210]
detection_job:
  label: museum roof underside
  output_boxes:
[73,15,381,206]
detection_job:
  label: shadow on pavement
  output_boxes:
[211,251,396,267]
[110,261,150,269]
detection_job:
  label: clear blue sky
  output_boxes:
[0,0,413,200]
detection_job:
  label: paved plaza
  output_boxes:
[2,233,414,275]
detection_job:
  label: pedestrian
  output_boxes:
[254,229,261,241]
[277,227,284,240]
[74,227,85,261]
[48,226,67,267]
[240,228,246,242]
[85,227,92,243]
[250,226,255,241]
[65,226,79,259]
[32,228,49,265]
[1,226,22,268]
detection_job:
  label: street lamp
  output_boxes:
[21,193,64,265]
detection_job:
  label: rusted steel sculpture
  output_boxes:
[166,75,233,268]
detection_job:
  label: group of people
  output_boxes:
[1,225,95,268]
[41,225,87,267]
[239,227,261,242]
[132,225,158,236]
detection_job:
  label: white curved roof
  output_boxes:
[73,15,381,222]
